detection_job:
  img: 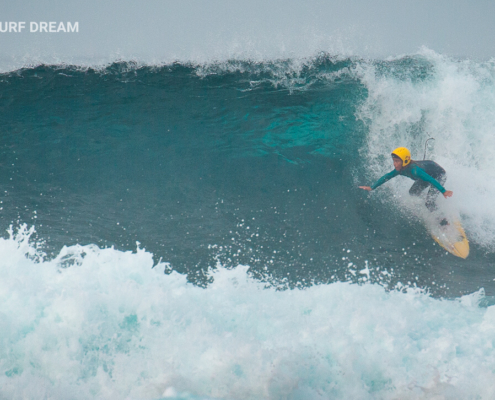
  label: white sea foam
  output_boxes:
[357,48,495,250]
[1,225,495,399]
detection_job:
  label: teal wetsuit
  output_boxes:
[371,160,447,211]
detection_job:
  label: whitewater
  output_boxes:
[0,224,494,400]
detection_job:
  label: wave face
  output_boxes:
[1,49,495,398]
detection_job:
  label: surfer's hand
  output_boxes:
[359,186,372,191]
[443,190,453,198]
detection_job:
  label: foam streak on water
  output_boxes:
[1,226,495,399]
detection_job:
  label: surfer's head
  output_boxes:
[391,147,411,170]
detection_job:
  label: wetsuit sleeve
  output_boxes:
[411,165,446,193]
[370,170,399,190]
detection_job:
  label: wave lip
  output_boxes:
[2,0,495,75]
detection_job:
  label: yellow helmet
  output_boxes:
[391,147,411,166]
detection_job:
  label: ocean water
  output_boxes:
[1,48,495,399]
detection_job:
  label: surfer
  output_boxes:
[359,147,453,221]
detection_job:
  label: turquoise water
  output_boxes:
[1,50,495,398]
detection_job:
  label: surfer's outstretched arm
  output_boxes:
[359,169,399,192]
[371,170,399,190]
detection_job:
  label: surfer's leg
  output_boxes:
[425,186,438,211]
[425,174,446,212]
[409,180,429,197]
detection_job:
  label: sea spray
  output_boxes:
[356,49,495,250]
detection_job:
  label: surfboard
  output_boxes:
[401,190,469,259]
[427,218,469,259]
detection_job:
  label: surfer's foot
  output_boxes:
[440,218,449,226]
